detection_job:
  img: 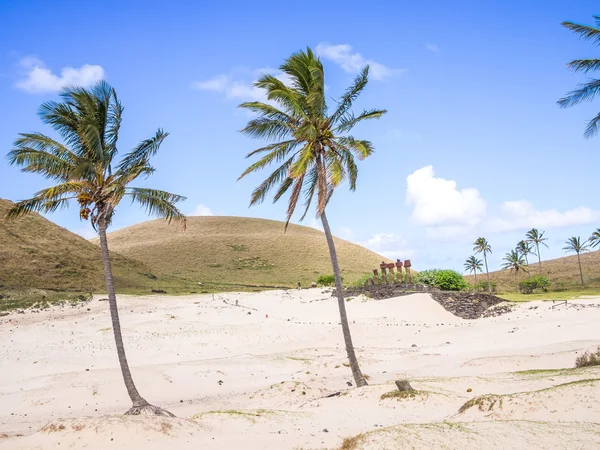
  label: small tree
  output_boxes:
[516,240,536,273]
[501,250,527,292]
[464,256,483,282]
[563,236,590,286]
[473,237,492,293]
[7,82,185,416]
[526,228,548,274]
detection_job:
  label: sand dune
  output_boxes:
[1,290,600,449]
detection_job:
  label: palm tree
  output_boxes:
[237,48,386,387]
[6,81,185,416]
[558,15,600,138]
[516,240,536,272]
[464,256,483,282]
[526,228,548,274]
[563,236,590,286]
[473,237,492,293]
[589,228,600,248]
[501,250,527,292]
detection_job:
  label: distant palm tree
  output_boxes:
[558,15,600,137]
[237,48,386,387]
[563,236,590,286]
[473,237,492,293]
[464,256,483,282]
[6,81,185,416]
[516,240,536,272]
[589,228,600,248]
[501,250,527,292]
[526,228,548,274]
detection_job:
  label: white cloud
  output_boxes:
[316,43,399,80]
[426,43,440,53]
[486,200,600,232]
[191,67,291,101]
[406,166,487,227]
[16,57,105,93]
[193,204,214,216]
[364,233,415,260]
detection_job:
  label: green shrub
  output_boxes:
[412,269,467,291]
[316,274,337,286]
[470,280,497,293]
[575,347,600,368]
[519,275,550,294]
[412,269,439,286]
[553,281,567,292]
[352,273,374,287]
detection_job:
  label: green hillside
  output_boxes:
[100,216,390,287]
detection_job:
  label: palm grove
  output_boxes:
[6,48,384,413]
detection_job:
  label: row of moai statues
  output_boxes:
[369,259,412,285]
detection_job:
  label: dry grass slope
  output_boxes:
[101,216,390,287]
[0,198,194,299]
[466,250,600,291]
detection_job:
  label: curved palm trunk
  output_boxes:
[484,253,491,293]
[98,216,174,416]
[577,252,585,286]
[474,270,477,283]
[536,243,542,274]
[320,210,367,387]
[524,255,530,277]
[515,270,519,292]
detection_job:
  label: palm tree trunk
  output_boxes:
[577,252,584,286]
[474,271,477,283]
[524,255,530,277]
[515,270,518,292]
[484,253,491,294]
[320,210,367,387]
[536,243,542,274]
[98,215,174,416]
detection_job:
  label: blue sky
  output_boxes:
[1,0,599,273]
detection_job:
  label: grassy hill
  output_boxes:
[466,250,600,292]
[100,216,390,288]
[0,199,194,302]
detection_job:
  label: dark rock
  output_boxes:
[395,380,415,391]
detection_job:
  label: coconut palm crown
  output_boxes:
[473,237,492,293]
[238,48,387,226]
[6,81,185,416]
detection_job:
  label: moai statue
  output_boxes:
[387,263,395,284]
[380,262,388,284]
[373,269,379,285]
[404,259,412,284]
[395,259,404,284]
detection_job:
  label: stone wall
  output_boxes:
[342,283,439,300]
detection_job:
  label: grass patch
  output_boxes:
[0,288,92,313]
[228,244,248,252]
[498,287,600,302]
[459,394,503,413]
[380,390,428,401]
[340,433,366,450]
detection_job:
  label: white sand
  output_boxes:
[1,290,600,449]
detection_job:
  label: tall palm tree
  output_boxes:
[237,48,386,387]
[6,81,185,416]
[516,240,536,272]
[526,228,548,274]
[563,236,590,286]
[589,228,600,248]
[501,250,527,292]
[473,237,492,293]
[464,256,483,282]
[558,15,600,138]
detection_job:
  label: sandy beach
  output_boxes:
[1,289,600,449]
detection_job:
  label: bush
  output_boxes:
[575,347,600,368]
[519,276,550,294]
[470,280,497,293]
[352,273,374,287]
[412,269,467,291]
[316,274,337,286]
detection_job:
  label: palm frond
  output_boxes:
[238,101,299,126]
[558,78,600,108]
[567,58,600,73]
[127,187,186,226]
[562,21,600,44]
[330,66,369,125]
[6,196,72,219]
[335,108,387,133]
[285,174,305,229]
[239,117,294,141]
[238,141,300,179]
[116,129,168,175]
[248,156,296,206]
